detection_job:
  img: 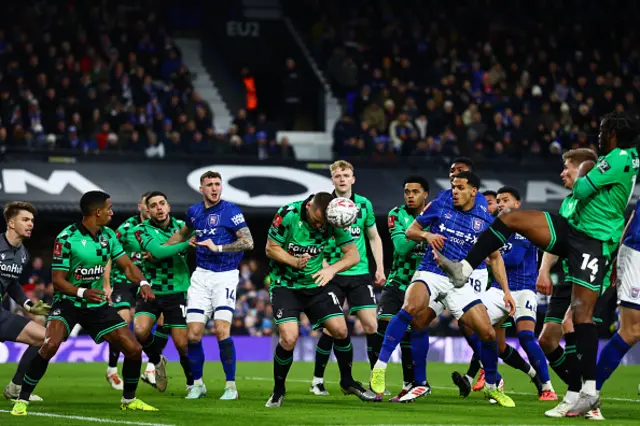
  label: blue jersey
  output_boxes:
[490,233,538,292]
[415,195,494,276]
[435,189,489,212]
[623,201,640,251]
[185,200,247,272]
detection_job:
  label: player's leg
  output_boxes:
[437,211,567,287]
[11,309,71,416]
[212,270,240,400]
[133,303,167,392]
[2,313,45,402]
[596,307,640,391]
[539,283,572,385]
[456,291,515,407]
[185,268,215,399]
[107,282,135,390]
[310,328,333,395]
[171,327,194,391]
[163,293,192,391]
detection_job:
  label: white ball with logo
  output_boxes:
[326,197,358,228]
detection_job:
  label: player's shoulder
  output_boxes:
[187,201,205,215]
[278,201,301,217]
[435,189,451,200]
[174,217,186,228]
[221,199,242,211]
[56,224,79,240]
[101,226,119,239]
[388,205,403,216]
[354,193,372,204]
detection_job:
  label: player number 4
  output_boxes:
[525,300,535,311]
[180,304,187,318]
[225,288,236,301]
[367,285,375,301]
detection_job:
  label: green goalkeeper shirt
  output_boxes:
[135,217,192,295]
[268,197,354,290]
[323,192,376,276]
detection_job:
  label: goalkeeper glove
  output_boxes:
[24,300,52,315]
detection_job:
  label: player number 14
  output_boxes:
[580,253,599,276]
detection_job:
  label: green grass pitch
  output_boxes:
[1,361,638,425]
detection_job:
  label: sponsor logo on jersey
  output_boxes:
[231,213,245,226]
[287,243,324,256]
[208,214,220,226]
[346,225,361,238]
[0,261,23,277]
[73,265,106,282]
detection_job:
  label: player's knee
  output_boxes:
[330,325,348,340]
[538,332,557,354]
[134,326,151,343]
[400,300,421,317]
[123,340,143,359]
[40,338,62,360]
[477,325,496,343]
[214,322,231,340]
[187,330,202,344]
[279,333,298,351]
[561,316,574,333]
[362,321,377,335]
[570,302,593,324]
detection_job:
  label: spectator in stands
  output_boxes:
[282,58,303,130]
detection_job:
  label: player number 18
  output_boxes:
[468,278,482,293]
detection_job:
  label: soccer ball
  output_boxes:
[326,197,358,228]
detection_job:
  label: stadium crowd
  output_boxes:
[290,0,640,160]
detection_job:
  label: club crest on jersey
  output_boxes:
[597,159,611,173]
[632,287,640,299]
[473,219,483,231]
[99,236,108,248]
[208,214,220,226]
[444,213,452,219]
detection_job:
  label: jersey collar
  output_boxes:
[1,232,20,251]
[76,222,103,241]
[299,194,314,224]
[331,190,355,201]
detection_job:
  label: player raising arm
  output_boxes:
[436,111,640,417]
[265,192,377,407]
[166,171,254,401]
[11,191,157,416]
[1,202,50,403]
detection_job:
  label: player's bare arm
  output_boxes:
[114,254,155,302]
[103,259,113,301]
[266,238,306,269]
[366,225,386,285]
[52,269,105,303]
[405,220,446,249]
[486,250,515,316]
[536,252,559,294]
[198,226,254,253]
[610,209,635,286]
[313,242,360,286]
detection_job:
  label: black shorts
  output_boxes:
[544,213,609,292]
[0,309,30,342]
[499,318,515,328]
[544,282,615,325]
[111,280,138,311]
[377,286,405,320]
[135,292,187,329]
[331,274,377,315]
[47,299,128,343]
[271,285,344,330]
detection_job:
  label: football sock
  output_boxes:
[122,356,142,400]
[596,332,632,391]
[273,344,294,393]
[108,343,120,369]
[313,333,334,379]
[188,341,205,381]
[410,329,429,384]
[400,332,414,384]
[180,355,194,386]
[546,346,570,385]
[219,338,236,382]
[376,309,412,367]
[480,341,499,386]
[517,331,550,383]
[466,355,482,379]
[153,325,171,353]
[575,323,598,396]
[500,343,533,377]
[19,353,49,401]
[333,336,355,385]
[466,218,513,269]
[366,333,379,370]
[13,346,40,386]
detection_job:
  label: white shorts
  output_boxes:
[617,244,640,309]
[512,289,537,322]
[412,269,488,320]
[481,287,510,325]
[187,268,239,324]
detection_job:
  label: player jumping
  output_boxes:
[435,112,640,416]
[11,191,157,416]
[167,171,254,400]
[371,172,516,407]
[1,202,50,403]
[375,176,430,402]
[265,192,377,407]
[310,160,385,396]
[132,192,194,393]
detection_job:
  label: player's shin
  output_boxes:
[376,309,413,368]
[188,341,205,384]
[517,331,551,384]
[180,355,194,386]
[122,356,143,400]
[108,343,120,371]
[409,329,429,385]
[480,341,499,388]
[546,346,571,385]
[333,336,355,385]
[465,219,514,271]
[153,325,171,353]
[273,343,294,393]
[574,323,599,395]
[219,338,236,387]
[12,346,40,386]
[19,353,49,401]
[366,333,380,370]
[313,333,334,382]
[501,343,535,378]
[400,333,414,386]
[596,332,633,392]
